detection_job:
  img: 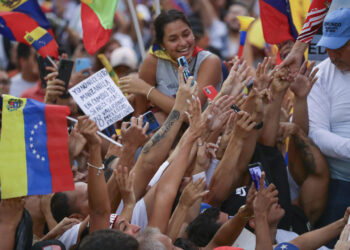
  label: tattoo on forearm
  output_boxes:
[292,134,317,175]
[142,110,180,154]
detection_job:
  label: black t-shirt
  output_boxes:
[221,143,308,234]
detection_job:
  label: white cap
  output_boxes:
[110,47,138,70]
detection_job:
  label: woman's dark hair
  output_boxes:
[154,9,191,44]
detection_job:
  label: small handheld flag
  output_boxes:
[0,0,58,58]
[0,95,74,199]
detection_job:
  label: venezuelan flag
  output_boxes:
[0,0,58,58]
[259,0,299,44]
[0,0,51,31]
[0,12,58,58]
[0,95,74,199]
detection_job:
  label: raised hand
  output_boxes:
[44,71,66,104]
[271,66,291,94]
[185,95,206,139]
[104,134,122,159]
[174,68,198,111]
[77,116,101,146]
[335,223,350,250]
[114,165,136,207]
[205,95,235,133]
[68,125,87,159]
[254,57,276,90]
[278,122,299,142]
[253,173,279,216]
[290,61,318,99]
[232,111,257,140]
[179,178,208,208]
[279,40,308,78]
[121,115,149,148]
[196,138,218,170]
[241,87,270,123]
[220,58,253,98]
[245,184,256,218]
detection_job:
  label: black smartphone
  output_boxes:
[58,59,74,98]
[142,111,160,135]
[248,162,269,190]
[37,56,50,88]
[231,104,241,113]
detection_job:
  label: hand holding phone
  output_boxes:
[37,56,51,88]
[177,56,191,82]
[58,59,74,98]
[248,162,269,190]
[142,111,160,135]
[203,86,218,101]
[231,105,263,129]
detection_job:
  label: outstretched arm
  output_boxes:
[206,111,256,206]
[131,71,196,201]
[254,174,278,250]
[290,207,350,250]
[78,116,110,232]
[167,178,208,242]
[148,96,206,233]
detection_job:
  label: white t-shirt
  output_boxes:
[9,73,37,97]
[276,229,331,250]
[307,58,350,181]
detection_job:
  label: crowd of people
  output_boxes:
[1,0,350,249]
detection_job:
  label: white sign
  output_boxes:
[69,69,134,130]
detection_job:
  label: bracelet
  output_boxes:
[146,87,155,100]
[238,205,254,221]
[87,162,105,176]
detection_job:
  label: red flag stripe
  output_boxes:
[44,105,74,192]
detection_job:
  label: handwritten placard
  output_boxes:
[69,69,133,130]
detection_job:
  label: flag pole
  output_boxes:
[155,0,161,16]
[46,56,58,70]
[127,0,146,60]
[66,116,123,147]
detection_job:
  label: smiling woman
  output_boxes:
[118,9,222,122]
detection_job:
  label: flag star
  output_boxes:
[36,154,40,159]
[32,150,36,154]
[30,144,33,148]
[30,137,33,141]
[31,130,34,135]
[39,121,43,125]
[34,125,38,129]
[280,244,288,250]
[41,157,45,161]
